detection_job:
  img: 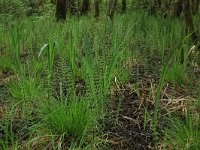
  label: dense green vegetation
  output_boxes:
[0,0,200,149]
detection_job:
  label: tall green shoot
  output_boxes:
[38,40,58,98]
[84,35,96,101]
[153,33,193,127]
[69,31,76,80]
[11,25,22,76]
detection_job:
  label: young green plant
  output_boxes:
[38,40,58,99]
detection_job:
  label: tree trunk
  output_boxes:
[94,0,100,18]
[195,0,200,13]
[82,0,90,15]
[55,0,67,21]
[51,0,56,5]
[191,0,195,14]
[182,0,197,41]
[107,0,118,21]
[121,0,126,13]
[157,0,161,8]
[171,0,182,18]
[191,0,200,14]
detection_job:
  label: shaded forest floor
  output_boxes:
[102,60,200,149]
